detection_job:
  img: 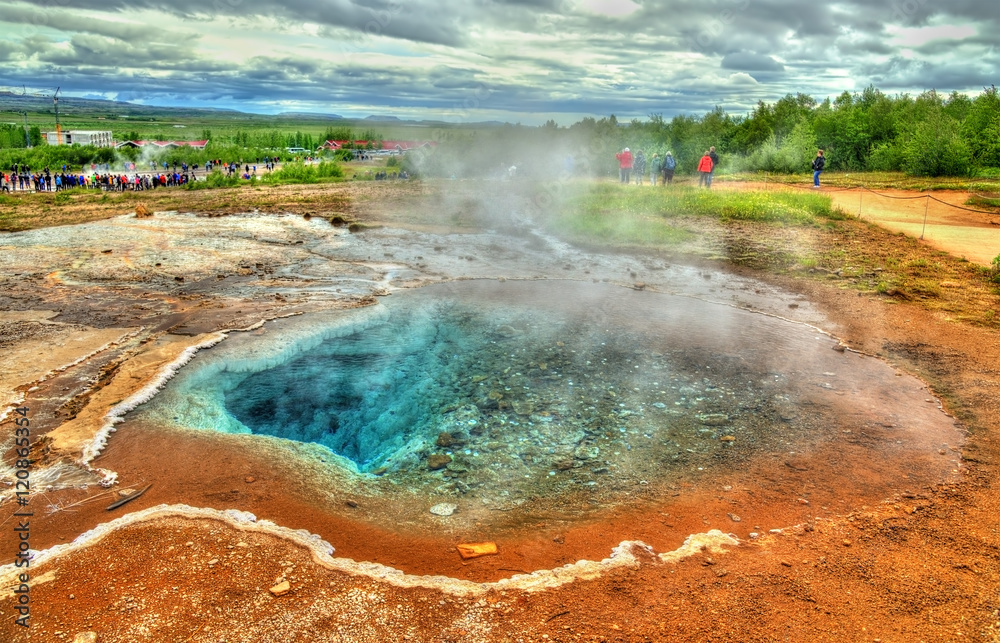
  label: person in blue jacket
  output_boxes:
[812,150,825,187]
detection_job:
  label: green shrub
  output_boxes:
[260,161,343,184]
[186,170,241,190]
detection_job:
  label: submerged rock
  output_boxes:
[427,454,452,470]
[430,503,457,516]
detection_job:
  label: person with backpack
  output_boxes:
[650,153,661,186]
[661,152,676,184]
[812,149,825,187]
[633,150,647,185]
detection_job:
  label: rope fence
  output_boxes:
[740,174,1000,242]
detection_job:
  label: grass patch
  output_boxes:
[563,183,838,226]
[187,170,243,190]
[967,194,1000,210]
[548,184,840,251]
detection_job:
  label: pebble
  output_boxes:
[269,581,291,597]
[72,634,98,643]
[430,503,458,516]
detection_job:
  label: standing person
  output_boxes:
[615,147,633,184]
[633,150,646,185]
[812,149,825,188]
[650,153,661,186]
[662,151,676,184]
[707,146,719,187]
[697,151,713,187]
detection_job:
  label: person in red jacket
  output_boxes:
[615,147,633,184]
[697,151,713,188]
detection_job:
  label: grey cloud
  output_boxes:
[721,52,785,72]
[1,3,196,44]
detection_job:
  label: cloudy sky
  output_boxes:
[1,0,997,124]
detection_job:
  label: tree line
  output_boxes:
[590,85,1000,177]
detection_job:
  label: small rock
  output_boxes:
[430,503,457,517]
[842,539,852,547]
[345,500,359,508]
[269,581,291,597]
[117,488,136,497]
[371,467,388,476]
[436,432,454,448]
[456,542,498,559]
[101,249,113,254]
[719,435,736,442]
[427,454,452,470]
[208,559,219,566]
[728,513,741,523]
[72,633,98,643]
[244,476,255,484]
[553,535,565,544]
[698,414,729,426]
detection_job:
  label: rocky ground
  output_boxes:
[1,178,999,642]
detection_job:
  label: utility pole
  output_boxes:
[19,87,30,147]
[53,87,62,146]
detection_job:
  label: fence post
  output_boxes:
[920,195,929,240]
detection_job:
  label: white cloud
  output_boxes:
[575,0,641,17]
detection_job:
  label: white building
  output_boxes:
[45,130,114,147]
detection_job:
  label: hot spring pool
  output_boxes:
[129,280,960,512]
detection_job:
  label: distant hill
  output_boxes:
[275,111,345,120]
[0,91,514,128]
[0,91,243,119]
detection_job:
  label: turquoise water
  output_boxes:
[223,302,495,470]
[130,280,960,500]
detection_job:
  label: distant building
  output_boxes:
[318,140,438,153]
[115,140,209,150]
[45,130,114,147]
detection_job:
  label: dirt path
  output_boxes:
[718,179,1000,266]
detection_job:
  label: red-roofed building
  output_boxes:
[116,140,209,150]
[318,140,437,153]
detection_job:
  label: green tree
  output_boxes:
[903,110,971,176]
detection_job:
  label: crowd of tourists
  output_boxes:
[615,147,717,187]
[1,163,197,192]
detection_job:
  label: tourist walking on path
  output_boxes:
[697,151,714,187]
[616,148,633,184]
[812,149,825,187]
[662,152,676,184]
[633,150,646,185]
[650,154,661,186]
[707,146,719,187]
